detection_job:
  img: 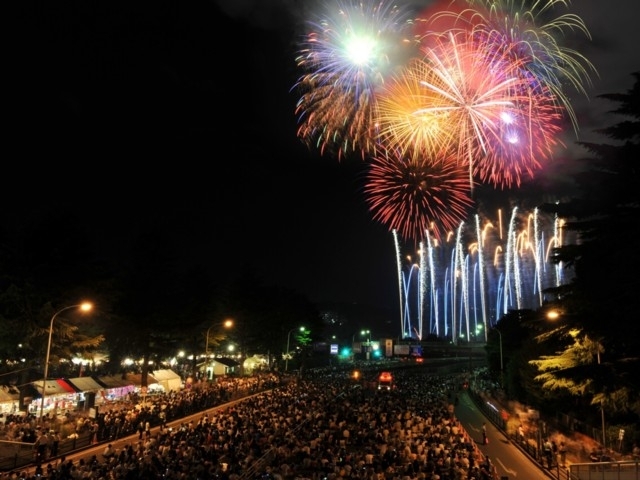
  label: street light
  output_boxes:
[361,330,371,360]
[285,326,305,372]
[361,329,371,343]
[205,319,234,358]
[204,320,233,379]
[40,302,93,421]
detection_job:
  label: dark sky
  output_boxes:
[8,0,640,311]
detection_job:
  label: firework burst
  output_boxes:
[363,147,474,243]
[414,31,540,188]
[294,0,416,159]
[375,57,458,160]
[419,0,596,132]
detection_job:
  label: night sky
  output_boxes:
[7,0,640,311]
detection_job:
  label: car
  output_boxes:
[377,371,393,390]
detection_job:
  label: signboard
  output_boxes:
[394,344,410,356]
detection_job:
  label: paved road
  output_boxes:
[455,390,550,480]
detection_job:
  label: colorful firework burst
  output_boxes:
[419,0,596,132]
[415,30,545,188]
[294,0,416,159]
[363,147,474,243]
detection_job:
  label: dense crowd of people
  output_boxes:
[1,367,496,480]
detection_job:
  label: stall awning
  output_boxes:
[33,379,77,396]
[0,386,19,403]
[67,376,103,392]
[214,357,241,367]
[150,369,181,381]
[96,375,133,389]
[57,379,79,393]
[125,373,158,387]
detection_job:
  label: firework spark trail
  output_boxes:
[402,264,419,338]
[418,241,426,340]
[533,208,544,306]
[552,215,564,287]
[397,207,572,342]
[393,230,405,338]
[453,224,466,340]
[503,207,520,314]
[475,214,488,341]
[426,232,439,336]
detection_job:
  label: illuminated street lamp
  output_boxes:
[361,329,371,343]
[285,326,305,372]
[40,302,93,421]
[204,320,233,379]
[361,329,371,359]
[205,319,234,358]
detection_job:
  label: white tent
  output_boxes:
[150,369,182,392]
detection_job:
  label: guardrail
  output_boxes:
[568,461,639,480]
[0,431,93,472]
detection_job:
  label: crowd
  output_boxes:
[1,367,496,480]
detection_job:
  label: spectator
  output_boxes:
[559,441,567,466]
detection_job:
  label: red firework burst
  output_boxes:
[363,148,475,243]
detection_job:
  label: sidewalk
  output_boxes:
[467,386,621,476]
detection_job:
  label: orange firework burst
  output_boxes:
[375,57,458,159]
[363,147,474,243]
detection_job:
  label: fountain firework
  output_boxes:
[394,206,568,343]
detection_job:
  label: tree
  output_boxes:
[216,268,325,370]
[0,208,107,381]
[533,71,640,423]
[106,224,211,384]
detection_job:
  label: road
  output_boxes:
[455,389,550,480]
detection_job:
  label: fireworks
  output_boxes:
[293,0,595,241]
[294,0,416,159]
[419,0,596,131]
[375,57,458,160]
[364,147,474,243]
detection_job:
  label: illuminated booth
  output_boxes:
[67,376,104,410]
[30,379,79,416]
[96,375,135,404]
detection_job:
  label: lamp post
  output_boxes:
[285,327,305,372]
[361,329,371,360]
[40,302,93,421]
[204,320,233,379]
